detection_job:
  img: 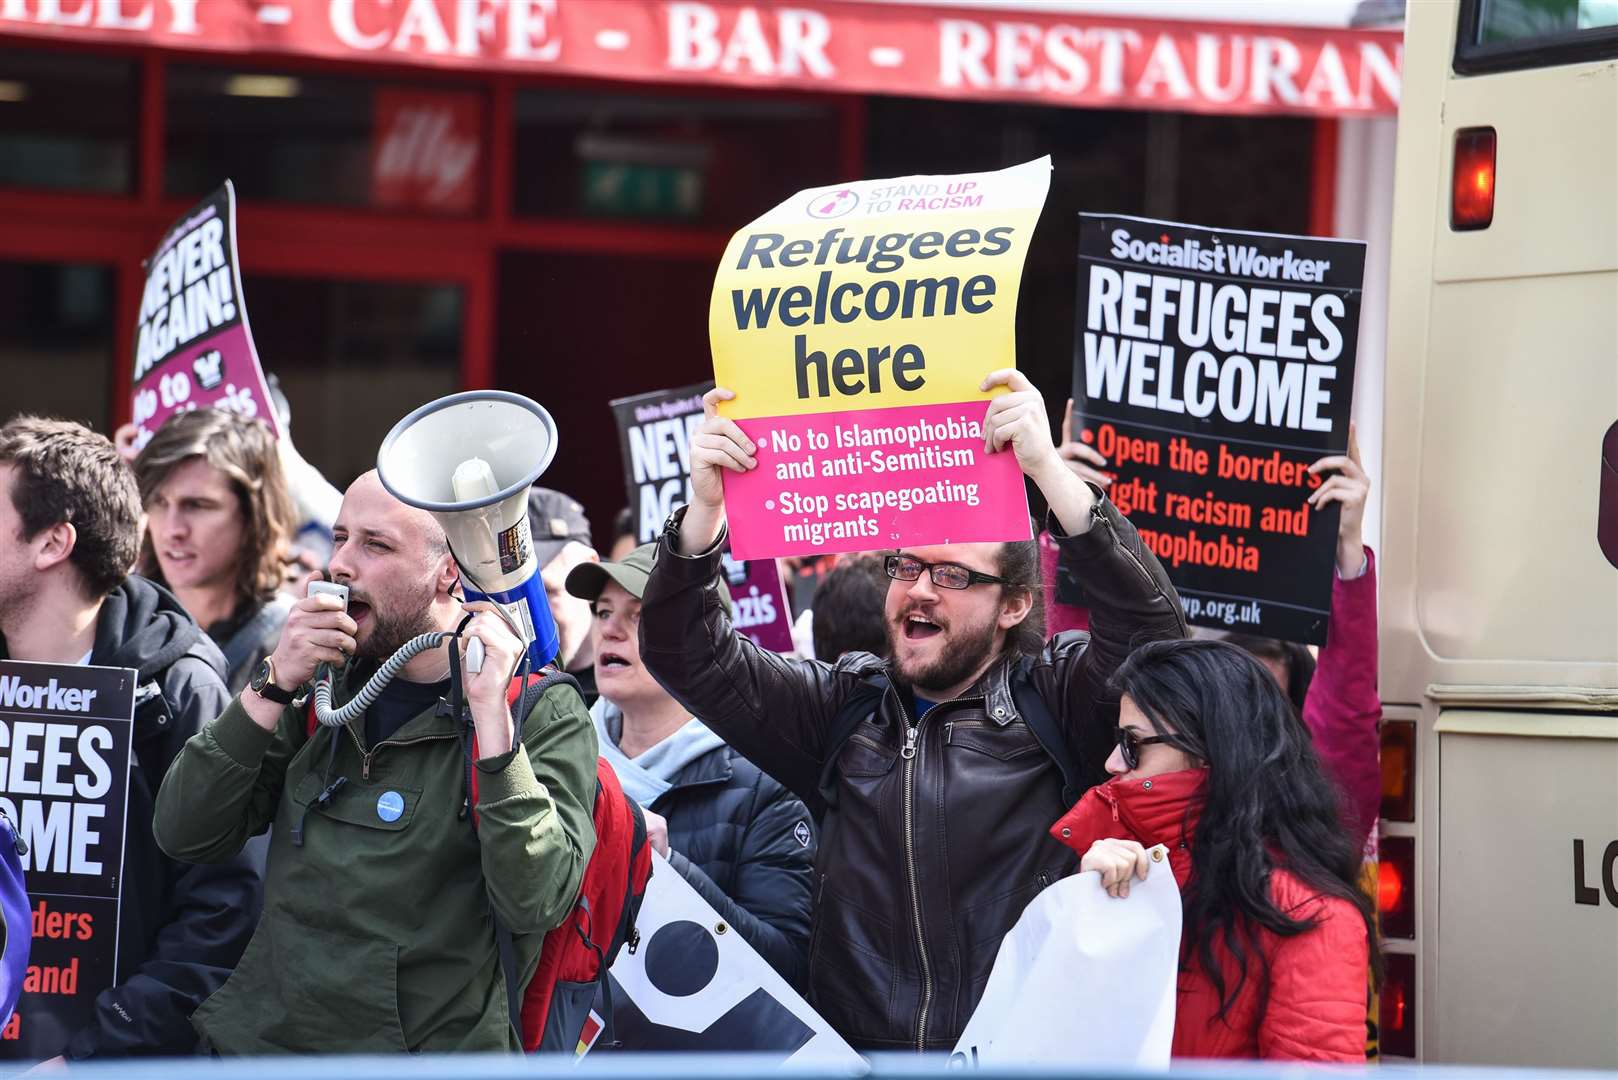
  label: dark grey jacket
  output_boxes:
[654,745,816,991]
[2,576,263,1058]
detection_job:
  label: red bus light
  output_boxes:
[1380,720,1416,822]
[1381,952,1417,1058]
[1379,835,1415,939]
[1451,127,1496,230]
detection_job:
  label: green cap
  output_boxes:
[565,542,656,602]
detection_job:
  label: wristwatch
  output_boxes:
[248,656,297,705]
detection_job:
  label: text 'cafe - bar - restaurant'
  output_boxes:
[0,0,1402,540]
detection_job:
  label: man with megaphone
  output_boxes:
[153,469,600,1054]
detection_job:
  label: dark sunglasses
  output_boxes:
[885,554,1008,591]
[1115,728,1171,771]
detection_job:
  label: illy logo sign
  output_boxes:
[371,90,481,214]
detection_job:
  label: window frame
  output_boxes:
[1454,0,1618,74]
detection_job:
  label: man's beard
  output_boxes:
[888,611,1001,696]
[356,597,439,663]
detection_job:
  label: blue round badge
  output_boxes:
[376,791,405,823]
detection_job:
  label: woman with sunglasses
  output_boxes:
[1050,639,1378,1061]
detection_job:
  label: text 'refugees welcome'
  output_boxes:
[728,225,1018,401]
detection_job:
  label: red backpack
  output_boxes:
[306,668,653,1053]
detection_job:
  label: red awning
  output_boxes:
[0,0,1402,117]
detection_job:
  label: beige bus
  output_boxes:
[1377,0,1618,1066]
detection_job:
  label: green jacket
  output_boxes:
[152,664,598,1054]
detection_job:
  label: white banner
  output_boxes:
[951,845,1182,1068]
[597,850,861,1066]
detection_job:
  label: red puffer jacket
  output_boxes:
[1052,770,1369,1061]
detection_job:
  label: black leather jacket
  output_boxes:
[639,495,1186,1051]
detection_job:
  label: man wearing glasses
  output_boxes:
[639,370,1186,1052]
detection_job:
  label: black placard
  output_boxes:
[1072,214,1364,644]
[0,661,135,1058]
[611,381,714,544]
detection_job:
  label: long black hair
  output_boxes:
[1110,639,1379,1018]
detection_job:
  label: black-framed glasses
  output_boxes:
[885,554,1009,591]
[1116,728,1171,771]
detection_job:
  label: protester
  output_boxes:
[133,408,298,694]
[566,545,816,988]
[530,486,602,706]
[153,471,599,1054]
[810,555,891,662]
[1056,638,1377,1061]
[638,372,1186,1051]
[0,417,260,1060]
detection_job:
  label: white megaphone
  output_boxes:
[376,390,562,670]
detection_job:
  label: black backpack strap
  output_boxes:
[815,674,889,814]
[1008,680,1085,807]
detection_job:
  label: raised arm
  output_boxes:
[639,388,861,805]
[1304,426,1381,843]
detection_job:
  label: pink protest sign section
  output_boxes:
[723,399,1031,561]
[130,181,280,450]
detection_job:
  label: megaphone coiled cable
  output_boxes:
[311,631,450,728]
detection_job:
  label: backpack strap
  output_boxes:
[1008,680,1084,807]
[815,673,889,813]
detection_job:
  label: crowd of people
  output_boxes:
[0,370,1383,1061]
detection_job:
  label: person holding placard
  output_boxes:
[638,373,1186,1051]
[0,417,260,1061]
[1054,639,1377,1061]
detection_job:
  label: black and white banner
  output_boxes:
[0,662,134,1058]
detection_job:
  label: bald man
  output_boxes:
[154,472,598,1054]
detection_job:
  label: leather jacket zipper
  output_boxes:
[890,685,931,1051]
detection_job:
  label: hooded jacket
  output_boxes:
[1,576,263,1058]
[1052,770,1369,1061]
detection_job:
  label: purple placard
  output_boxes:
[129,181,280,449]
[721,552,795,654]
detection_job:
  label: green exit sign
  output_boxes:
[581,162,704,220]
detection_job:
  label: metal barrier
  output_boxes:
[5,1055,1615,1080]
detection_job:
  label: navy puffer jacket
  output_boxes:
[652,746,816,990]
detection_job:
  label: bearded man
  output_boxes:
[154,471,597,1054]
[638,371,1186,1052]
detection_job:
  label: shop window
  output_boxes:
[242,276,462,487]
[496,251,713,546]
[0,50,134,194]
[166,67,484,215]
[0,260,115,431]
[513,90,843,228]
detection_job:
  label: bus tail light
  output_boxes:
[1381,952,1417,1057]
[1381,720,1416,821]
[1451,127,1496,230]
[1379,835,1415,938]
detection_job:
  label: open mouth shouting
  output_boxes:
[346,596,373,629]
[598,650,634,674]
[901,611,945,642]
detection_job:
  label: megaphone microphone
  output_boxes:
[376,390,563,673]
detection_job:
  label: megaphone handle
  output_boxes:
[465,635,485,675]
